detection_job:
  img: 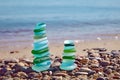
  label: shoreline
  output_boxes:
[0,39,120,59]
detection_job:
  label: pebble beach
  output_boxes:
[0,40,120,80]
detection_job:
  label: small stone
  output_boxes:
[42,71,49,75]
[18,62,25,67]
[6,67,12,71]
[4,58,19,64]
[13,77,21,80]
[12,64,27,73]
[0,63,5,68]
[75,72,88,75]
[48,67,60,72]
[20,58,33,64]
[96,77,105,80]
[91,67,103,72]
[92,48,107,52]
[88,71,96,76]
[10,51,14,54]
[113,76,120,79]
[79,58,89,65]
[52,76,63,80]
[28,72,41,79]
[17,72,28,78]
[8,63,16,68]
[53,72,67,77]
[0,59,2,63]
[79,67,92,72]
[0,67,7,76]
[104,68,112,74]
[51,61,61,67]
[43,75,51,80]
[100,60,110,67]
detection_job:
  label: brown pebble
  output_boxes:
[75,72,88,75]
[16,72,28,78]
[52,76,63,80]
[79,67,92,72]
[10,51,14,54]
[53,72,67,77]
[113,76,120,79]
[43,75,51,80]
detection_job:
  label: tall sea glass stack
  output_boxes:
[60,40,77,70]
[31,23,51,72]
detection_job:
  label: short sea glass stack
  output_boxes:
[60,40,77,70]
[31,23,51,72]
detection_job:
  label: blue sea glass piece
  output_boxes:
[32,23,51,72]
[60,40,77,70]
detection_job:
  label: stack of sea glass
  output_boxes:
[60,40,77,70]
[31,23,51,72]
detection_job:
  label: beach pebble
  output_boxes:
[113,76,120,79]
[53,72,67,77]
[19,58,33,64]
[48,67,60,72]
[88,71,96,76]
[43,75,51,80]
[13,77,21,80]
[92,48,107,52]
[104,68,112,74]
[79,58,89,65]
[42,71,49,75]
[75,72,88,75]
[100,60,110,67]
[0,67,7,76]
[16,72,28,78]
[96,77,105,80]
[28,72,42,79]
[12,64,27,73]
[4,58,19,64]
[0,59,2,63]
[52,76,63,80]
[79,67,92,72]
[18,62,25,67]
[51,61,61,67]
[91,67,103,72]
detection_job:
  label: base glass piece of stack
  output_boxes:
[60,40,77,70]
[32,23,51,72]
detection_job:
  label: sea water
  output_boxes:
[0,0,120,42]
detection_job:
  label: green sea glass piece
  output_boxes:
[32,23,51,72]
[60,40,77,70]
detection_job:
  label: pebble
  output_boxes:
[43,75,51,80]
[16,72,28,78]
[28,72,42,79]
[79,58,89,65]
[51,61,61,67]
[92,48,107,52]
[0,48,120,79]
[100,60,110,67]
[75,72,88,75]
[3,58,19,64]
[10,51,19,54]
[96,77,105,80]
[53,72,67,77]
[79,67,92,72]
[18,62,25,67]
[52,76,63,80]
